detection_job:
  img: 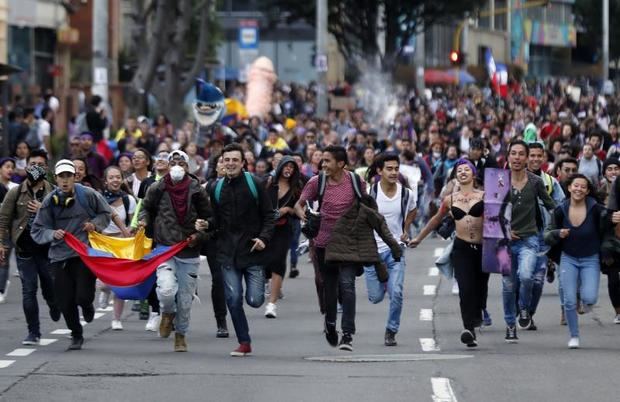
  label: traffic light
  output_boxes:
[449,50,461,65]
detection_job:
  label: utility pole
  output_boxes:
[316,0,328,117]
[603,0,609,80]
[92,0,109,102]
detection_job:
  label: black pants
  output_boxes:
[451,238,490,331]
[52,258,96,338]
[606,269,620,309]
[206,246,227,322]
[309,245,325,314]
[147,285,160,314]
[315,247,357,335]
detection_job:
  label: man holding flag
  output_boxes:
[31,160,111,351]
[140,150,210,352]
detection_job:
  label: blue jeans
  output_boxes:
[289,218,301,268]
[560,253,600,338]
[364,248,405,333]
[502,235,538,326]
[221,265,265,344]
[17,253,56,337]
[529,234,549,316]
[156,257,200,335]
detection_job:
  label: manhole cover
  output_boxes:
[304,353,473,363]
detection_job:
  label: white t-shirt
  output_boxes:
[37,119,50,150]
[103,195,137,234]
[373,182,416,253]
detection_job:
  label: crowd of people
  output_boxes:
[0,77,619,354]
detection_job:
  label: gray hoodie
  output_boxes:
[31,184,111,263]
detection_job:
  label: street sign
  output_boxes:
[239,19,259,50]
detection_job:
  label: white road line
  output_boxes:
[431,377,457,402]
[80,321,87,326]
[428,267,439,276]
[0,360,15,369]
[419,338,440,352]
[51,329,71,335]
[6,348,35,357]
[39,339,57,346]
[94,312,105,319]
[423,285,436,296]
[433,247,444,257]
[419,308,434,321]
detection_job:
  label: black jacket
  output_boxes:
[209,172,275,268]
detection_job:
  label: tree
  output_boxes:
[262,0,485,70]
[125,0,217,127]
[574,0,620,67]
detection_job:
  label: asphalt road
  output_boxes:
[0,239,618,402]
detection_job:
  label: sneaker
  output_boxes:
[324,321,338,347]
[22,333,40,345]
[111,320,123,330]
[97,291,110,310]
[460,330,477,347]
[527,318,537,331]
[82,304,95,323]
[338,333,353,351]
[518,309,531,330]
[582,304,593,314]
[289,266,299,278]
[68,336,84,351]
[384,329,397,346]
[159,312,175,338]
[0,292,6,304]
[613,314,620,324]
[561,310,567,326]
[482,309,492,327]
[568,337,580,349]
[264,302,277,318]
[174,333,187,352]
[451,280,459,295]
[230,342,252,357]
[577,300,585,315]
[505,326,518,343]
[49,305,61,322]
[145,313,161,332]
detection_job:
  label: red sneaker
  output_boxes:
[230,342,252,357]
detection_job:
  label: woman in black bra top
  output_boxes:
[410,159,489,348]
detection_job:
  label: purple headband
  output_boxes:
[454,158,477,177]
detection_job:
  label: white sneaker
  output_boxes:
[0,292,5,304]
[111,320,123,330]
[264,302,277,318]
[568,337,580,349]
[614,314,620,324]
[145,312,161,332]
[452,280,459,295]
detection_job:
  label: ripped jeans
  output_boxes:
[156,257,200,335]
[221,265,265,344]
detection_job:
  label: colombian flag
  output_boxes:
[64,229,188,300]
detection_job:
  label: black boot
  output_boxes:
[216,317,229,338]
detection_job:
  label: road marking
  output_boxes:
[419,308,433,321]
[433,247,444,257]
[94,312,105,319]
[51,329,71,335]
[0,360,15,369]
[305,353,471,362]
[428,267,439,276]
[39,339,57,346]
[6,348,35,357]
[80,320,87,326]
[419,338,440,352]
[423,285,436,295]
[431,377,457,402]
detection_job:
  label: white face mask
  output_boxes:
[433,152,441,158]
[170,165,186,182]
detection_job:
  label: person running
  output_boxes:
[98,166,136,330]
[0,150,59,344]
[197,143,275,357]
[364,153,416,346]
[0,157,18,302]
[503,140,555,342]
[411,159,488,347]
[126,148,152,198]
[604,176,620,323]
[295,145,367,351]
[544,174,609,349]
[264,156,303,319]
[31,159,112,350]
[139,150,210,352]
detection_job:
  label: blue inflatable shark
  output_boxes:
[193,78,225,127]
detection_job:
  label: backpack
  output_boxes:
[213,171,258,204]
[369,182,411,231]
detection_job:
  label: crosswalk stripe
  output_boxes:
[419,308,434,321]
[423,285,436,295]
[6,348,35,357]
[431,377,457,401]
[0,360,15,368]
[419,338,440,352]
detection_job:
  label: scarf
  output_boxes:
[163,174,191,224]
[103,189,126,205]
